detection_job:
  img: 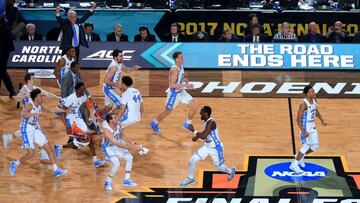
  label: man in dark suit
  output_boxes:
[301,22,323,43]
[134,26,156,42]
[244,24,268,43]
[218,29,240,42]
[55,3,97,60]
[84,23,100,42]
[106,24,128,42]
[61,61,81,98]
[20,23,43,41]
[163,23,186,42]
[0,16,16,98]
[327,21,350,43]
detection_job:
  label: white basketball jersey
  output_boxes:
[22,100,41,126]
[120,87,142,121]
[60,92,87,119]
[105,59,123,88]
[301,98,317,132]
[60,55,74,78]
[203,118,222,148]
[169,65,185,93]
[102,121,125,148]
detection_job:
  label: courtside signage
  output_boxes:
[264,162,328,182]
[8,42,360,70]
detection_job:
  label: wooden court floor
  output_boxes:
[0,96,359,202]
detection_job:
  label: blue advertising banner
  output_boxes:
[8,41,360,70]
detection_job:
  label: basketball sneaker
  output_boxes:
[94,159,106,168]
[104,181,112,191]
[294,154,306,168]
[54,144,62,159]
[289,161,304,174]
[149,121,160,134]
[180,177,196,187]
[123,179,138,187]
[227,167,236,181]
[54,168,68,177]
[39,149,50,161]
[9,160,18,176]
[2,134,13,149]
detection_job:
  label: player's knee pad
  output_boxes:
[300,143,310,154]
[310,144,319,151]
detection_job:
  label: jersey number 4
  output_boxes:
[132,94,141,103]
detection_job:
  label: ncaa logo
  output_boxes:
[264,162,328,182]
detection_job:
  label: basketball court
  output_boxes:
[1,69,360,202]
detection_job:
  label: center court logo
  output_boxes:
[264,162,328,182]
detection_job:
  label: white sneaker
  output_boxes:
[2,134,13,149]
[179,177,196,187]
[289,162,304,174]
[39,149,50,161]
[294,154,306,168]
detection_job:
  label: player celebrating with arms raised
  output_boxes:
[149,51,196,134]
[180,106,236,187]
[290,85,327,174]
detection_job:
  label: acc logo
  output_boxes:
[264,162,328,182]
[82,50,135,61]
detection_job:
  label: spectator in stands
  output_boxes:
[84,23,100,42]
[192,31,210,42]
[20,23,42,41]
[107,24,128,42]
[134,26,156,42]
[55,3,97,60]
[61,61,81,98]
[354,31,360,43]
[164,23,186,42]
[244,24,268,42]
[6,0,25,40]
[301,22,323,43]
[273,22,298,42]
[218,29,239,42]
[244,13,264,36]
[0,16,16,98]
[327,21,350,43]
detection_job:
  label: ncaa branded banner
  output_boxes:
[8,41,360,70]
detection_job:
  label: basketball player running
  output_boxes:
[149,51,195,134]
[9,89,68,177]
[95,49,141,119]
[103,113,143,190]
[3,73,59,160]
[116,76,143,129]
[54,47,76,87]
[180,106,236,186]
[54,82,106,168]
[290,85,327,174]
